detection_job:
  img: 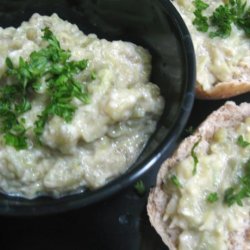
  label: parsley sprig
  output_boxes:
[193,0,209,32]
[206,192,219,203]
[192,0,250,38]
[209,3,234,38]
[237,135,250,148]
[191,138,201,175]
[134,180,146,196]
[170,175,183,188]
[224,159,250,206]
[1,27,89,149]
[236,6,250,36]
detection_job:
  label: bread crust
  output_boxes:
[196,81,250,100]
[147,101,250,249]
[195,62,250,99]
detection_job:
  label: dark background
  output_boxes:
[1,93,250,250]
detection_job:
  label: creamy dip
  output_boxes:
[164,118,250,250]
[173,0,250,91]
[0,14,164,198]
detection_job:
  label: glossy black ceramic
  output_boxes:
[0,0,195,215]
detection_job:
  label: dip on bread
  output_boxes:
[173,0,250,99]
[148,102,250,250]
[164,117,250,249]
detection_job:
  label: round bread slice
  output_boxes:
[172,0,250,99]
[147,101,250,249]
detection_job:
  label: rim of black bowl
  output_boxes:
[1,0,196,216]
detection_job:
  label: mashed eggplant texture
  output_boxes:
[0,13,164,198]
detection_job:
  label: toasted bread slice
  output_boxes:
[147,101,250,249]
[172,0,250,99]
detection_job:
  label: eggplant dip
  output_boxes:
[0,13,164,198]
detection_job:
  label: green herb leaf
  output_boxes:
[194,0,209,10]
[2,27,91,149]
[207,192,219,203]
[191,138,201,175]
[224,159,250,206]
[224,187,244,206]
[236,7,250,37]
[4,132,27,150]
[209,4,234,38]
[42,27,61,50]
[237,135,250,148]
[91,71,97,80]
[134,180,146,196]
[5,57,14,69]
[15,98,31,115]
[230,0,247,16]
[192,0,209,32]
[192,0,250,38]
[170,175,183,188]
[34,114,47,139]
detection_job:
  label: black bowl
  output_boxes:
[0,0,195,215]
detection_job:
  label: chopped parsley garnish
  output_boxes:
[236,7,250,37]
[224,159,250,206]
[237,135,250,148]
[192,0,209,32]
[209,3,234,38]
[191,139,201,175]
[192,0,250,38]
[170,175,183,188]
[91,71,97,80]
[134,180,146,196]
[1,27,90,149]
[206,192,219,203]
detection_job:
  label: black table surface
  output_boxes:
[1,94,250,250]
